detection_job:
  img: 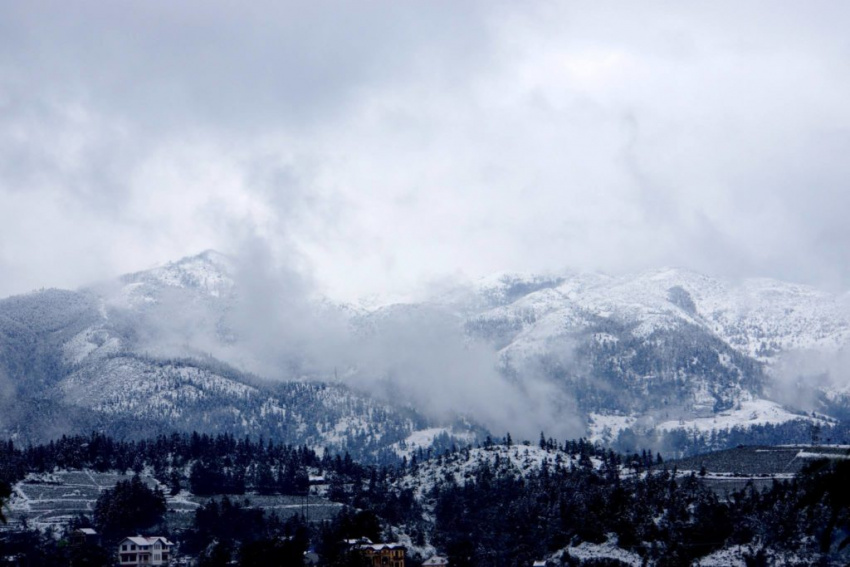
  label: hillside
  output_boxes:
[3,433,850,565]
[369,267,850,449]
[2,252,850,457]
[0,255,483,459]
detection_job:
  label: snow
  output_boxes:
[106,250,235,312]
[82,256,850,446]
[59,358,260,414]
[140,250,234,296]
[694,545,752,567]
[587,413,638,444]
[396,444,597,504]
[588,398,833,444]
[465,266,850,371]
[15,251,850,458]
[655,399,830,434]
[62,327,122,365]
[553,536,643,566]
[391,428,478,459]
[7,470,166,531]
[796,450,850,460]
[695,545,813,566]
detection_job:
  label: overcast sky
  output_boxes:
[2,1,850,301]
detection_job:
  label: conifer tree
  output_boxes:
[94,475,166,536]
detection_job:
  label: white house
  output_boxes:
[117,535,173,566]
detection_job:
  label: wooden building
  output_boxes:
[356,542,406,567]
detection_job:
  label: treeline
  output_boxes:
[612,419,850,458]
[317,433,850,565]
[4,431,850,565]
[425,447,850,565]
[0,431,365,497]
[0,478,317,567]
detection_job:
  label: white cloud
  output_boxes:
[1,1,850,299]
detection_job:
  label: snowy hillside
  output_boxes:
[0,255,484,458]
[332,266,850,453]
[460,267,850,365]
[2,252,850,455]
[117,249,235,303]
[395,442,600,503]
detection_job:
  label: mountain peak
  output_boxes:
[187,248,230,265]
[118,250,234,300]
[472,271,566,306]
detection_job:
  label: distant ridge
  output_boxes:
[0,251,849,456]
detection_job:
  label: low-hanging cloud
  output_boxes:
[121,232,586,441]
[223,240,586,441]
[2,2,850,300]
[770,348,850,413]
[341,303,585,441]
[3,2,850,441]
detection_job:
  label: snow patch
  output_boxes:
[655,399,830,434]
[554,536,643,566]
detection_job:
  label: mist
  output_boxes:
[770,348,850,413]
[3,2,850,443]
[3,2,850,302]
[223,245,588,441]
[116,237,586,442]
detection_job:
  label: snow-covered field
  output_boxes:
[655,399,830,434]
[588,398,829,445]
[5,468,343,533]
[391,427,478,459]
[7,470,167,531]
[588,399,836,444]
[552,536,643,566]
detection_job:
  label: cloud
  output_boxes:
[1,1,850,302]
[5,1,850,444]
[338,303,584,441]
[770,348,850,413]
[117,235,586,441]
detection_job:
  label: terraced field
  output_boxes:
[5,470,343,532]
[672,445,850,495]
[7,471,162,530]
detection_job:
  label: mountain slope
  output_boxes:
[0,256,483,459]
[416,268,850,441]
[2,253,849,454]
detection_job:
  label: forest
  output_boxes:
[0,432,849,565]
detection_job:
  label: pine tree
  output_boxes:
[94,475,166,536]
[0,480,10,524]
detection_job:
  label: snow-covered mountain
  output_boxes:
[0,255,483,458]
[366,267,850,447]
[461,267,850,365]
[2,251,849,455]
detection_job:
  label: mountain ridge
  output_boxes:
[2,251,849,457]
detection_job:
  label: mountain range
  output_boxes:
[2,251,849,458]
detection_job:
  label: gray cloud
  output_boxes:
[2,2,850,300]
[770,348,850,413]
[7,0,850,447]
[0,1,497,136]
[6,2,850,441]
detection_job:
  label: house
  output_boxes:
[423,555,449,566]
[356,542,406,567]
[70,527,99,547]
[117,535,174,566]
